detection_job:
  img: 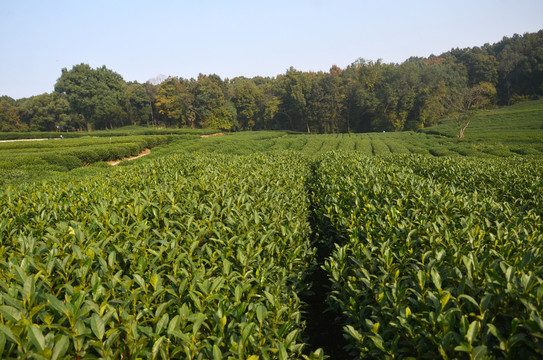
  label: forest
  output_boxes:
[1,30,542,133]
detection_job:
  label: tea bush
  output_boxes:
[0,152,323,359]
[311,152,543,358]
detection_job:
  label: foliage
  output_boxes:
[310,152,543,358]
[155,77,196,128]
[0,152,322,359]
[2,30,543,133]
[55,64,128,130]
[231,79,264,130]
[124,82,153,126]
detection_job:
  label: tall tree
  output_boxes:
[54,64,127,130]
[124,81,152,126]
[371,62,420,131]
[143,81,159,127]
[231,78,263,130]
[461,47,499,86]
[279,67,312,132]
[194,74,237,130]
[413,58,468,129]
[18,92,82,131]
[307,70,343,133]
[350,59,383,132]
[0,96,24,131]
[154,77,196,127]
[252,76,282,130]
[495,31,543,103]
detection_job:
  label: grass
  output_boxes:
[421,99,543,141]
[420,100,543,157]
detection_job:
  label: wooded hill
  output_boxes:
[1,30,542,133]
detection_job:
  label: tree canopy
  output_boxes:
[1,30,542,133]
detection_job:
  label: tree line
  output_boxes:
[1,30,542,133]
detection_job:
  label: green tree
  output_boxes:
[307,70,343,133]
[124,82,152,126]
[371,62,420,131]
[349,59,383,132]
[279,67,312,132]
[195,74,237,130]
[143,81,159,127]
[0,96,24,131]
[252,76,283,130]
[262,96,281,130]
[414,58,468,129]
[495,31,543,103]
[18,92,82,131]
[155,77,196,127]
[462,47,498,86]
[54,63,128,130]
[231,78,263,130]
[418,80,448,128]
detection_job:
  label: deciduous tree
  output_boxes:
[54,64,127,130]
[450,82,497,138]
[0,96,24,131]
[231,79,263,130]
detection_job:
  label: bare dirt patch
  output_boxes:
[0,138,50,143]
[107,148,151,166]
[200,132,225,138]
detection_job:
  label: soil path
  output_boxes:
[200,132,225,138]
[0,138,50,143]
[107,148,151,166]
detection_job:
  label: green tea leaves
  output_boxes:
[311,152,543,358]
[90,314,105,340]
[27,324,46,352]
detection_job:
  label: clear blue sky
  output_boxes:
[1,0,542,99]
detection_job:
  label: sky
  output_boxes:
[1,0,542,99]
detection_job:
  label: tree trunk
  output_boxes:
[458,117,471,139]
[149,101,155,127]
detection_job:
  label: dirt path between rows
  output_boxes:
[107,148,151,166]
[0,138,50,143]
[200,132,225,138]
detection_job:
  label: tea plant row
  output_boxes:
[2,149,541,358]
[0,152,322,359]
[311,152,543,358]
[0,135,174,171]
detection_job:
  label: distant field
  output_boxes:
[160,100,543,157]
[0,125,218,141]
[1,101,542,186]
[0,130,212,186]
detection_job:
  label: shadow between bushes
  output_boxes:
[301,168,352,359]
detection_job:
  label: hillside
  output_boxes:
[420,99,543,155]
[422,99,543,139]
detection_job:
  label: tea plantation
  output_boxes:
[0,101,542,358]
